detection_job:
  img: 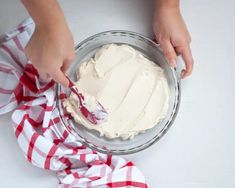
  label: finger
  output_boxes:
[61,60,72,75]
[35,68,50,80]
[61,61,71,75]
[38,71,50,81]
[50,68,69,87]
[61,54,75,75]
[160,40,178,67]
[176,45,194,78]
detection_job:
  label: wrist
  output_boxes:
[21,0,67,31]
[35,16,68,34]
[155,0,179,11]
[154,3,180,18]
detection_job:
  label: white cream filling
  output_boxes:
[63,44,170,139]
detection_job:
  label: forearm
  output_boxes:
[21,0,66,29]
[155,0,179,9]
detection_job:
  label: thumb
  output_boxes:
[61,59,72,76]
[61,53,75,75]
[175,45,194,78]
[50,68,69,87]
[160,40,178,67]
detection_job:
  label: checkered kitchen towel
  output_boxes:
[0,19,147,188]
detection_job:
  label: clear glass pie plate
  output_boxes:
[57,31,181,155]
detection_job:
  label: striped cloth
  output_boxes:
[0,19,147,188]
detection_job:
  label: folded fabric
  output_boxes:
[0,18,147,188]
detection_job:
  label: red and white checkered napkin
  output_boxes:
[0,19,147,188]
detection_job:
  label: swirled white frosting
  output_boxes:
[63,44,170,139]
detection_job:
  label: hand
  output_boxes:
[153,7,194,78]
[22,0,75,86]
[25,22,75,87]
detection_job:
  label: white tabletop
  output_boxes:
[0,0,235,187]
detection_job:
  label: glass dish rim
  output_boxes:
[56,30,181,155]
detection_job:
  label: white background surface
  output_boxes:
[0,0,235,188]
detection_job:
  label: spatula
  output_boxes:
[67,77,108,125]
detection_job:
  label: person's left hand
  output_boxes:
[153,7,194,78]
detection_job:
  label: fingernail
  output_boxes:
[170,59,177,67]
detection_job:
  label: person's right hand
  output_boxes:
[153,1,194,78]
[25,21,75,87]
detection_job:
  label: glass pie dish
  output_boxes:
[57,31,181,155]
